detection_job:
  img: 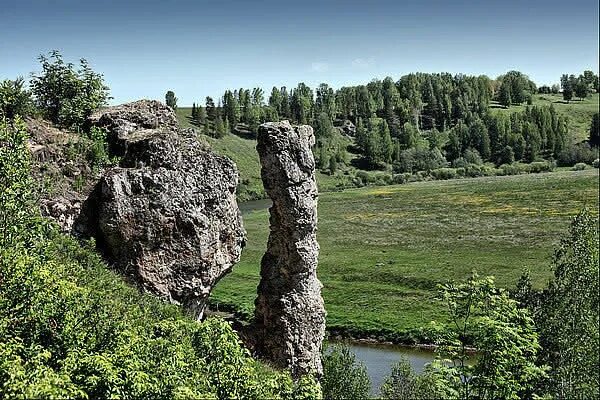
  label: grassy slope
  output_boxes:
[212,170,599,339]
[491,93,599,142]
[178,93,598,200]
[176,108,352,200]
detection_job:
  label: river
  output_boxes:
[343,342,436,396]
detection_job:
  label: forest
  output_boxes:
[178,70,599,175]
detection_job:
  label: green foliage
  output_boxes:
[0,117,40,247]
[590,112,599,147]
[558,142,598,166]
[321,344,371,400]
[86,126,111,171]
[430,274,546,399]
[30,51,110,130]
[165,90,177,110]
[380,356,442,399]
[0,77,33,119]
[0,118,321,399]
[536,210,599,399]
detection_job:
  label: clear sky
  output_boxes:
[2,0,598,105]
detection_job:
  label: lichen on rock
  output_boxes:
[75,101,245,319]
[253,120,326,377]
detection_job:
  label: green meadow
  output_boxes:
[212,169,599,341]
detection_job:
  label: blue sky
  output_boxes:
[2,0,598,105]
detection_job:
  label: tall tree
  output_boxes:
[536,210,599,399]
[165,90,177,110]
[498,82,512,108]
[205,96,216,121]
[590,113,599,147]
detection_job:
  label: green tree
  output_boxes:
[429,273,546,399]
[165,90,177,110]
[321,344,371,400]
[205,96,216,121]
[590,112,599,147]
[496,145,515,166]
[31,51,110,130]
[380,119,394,163]
[195,105,207,126]
[561,74,574,103]
[0,78,33,119]
[574,77,589,100]
[536,210,599,399]
[191,102,197,120]
[214,116,226,138]
[380,357,445,399]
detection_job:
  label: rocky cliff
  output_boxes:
[31,100,246,320]
[253,121,326,377]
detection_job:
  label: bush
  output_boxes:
[558,142,598,166]
[528,160,555,173]
[430,167,457,180]
[321,344,371,400]
[499,163,524,176]
[31,51,110,130]
[572,162,587,171]
[86,127,111,170]
[451,157,469,168]
[380,357,440,399]
[463,148,483,165]
[593,159,599,168]
[0,77,33,119]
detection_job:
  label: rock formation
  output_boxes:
[75,100,245,319]
[87,99,179,156]
[253,121,326,377]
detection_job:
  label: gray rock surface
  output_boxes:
[253,121,326,377]
[77,101,245,319]
[88,99,179,156]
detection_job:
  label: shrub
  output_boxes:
[0,77,33,119]
[463,148,483,165]
[451,157,469,168]
[321,343,371,400]
[572,162,587,171]
[86,126,111,170]
[593,158,599,168]
[31,51,110,130]
[528,160,555,173]
[380,357,441,399]
[430,167,457,180]
[558,142,598,166]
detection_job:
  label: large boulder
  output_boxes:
[75,101,245,319]
[88,99,179,156]
[253,121,326,377]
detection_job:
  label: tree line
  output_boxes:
[180,69,598,172]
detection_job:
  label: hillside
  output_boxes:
[177,92,599,201]
[491,92,599,142]
[211,169,599,342]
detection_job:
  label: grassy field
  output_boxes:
[212,169,599,341]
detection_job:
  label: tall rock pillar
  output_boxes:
[254,121,326,377]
